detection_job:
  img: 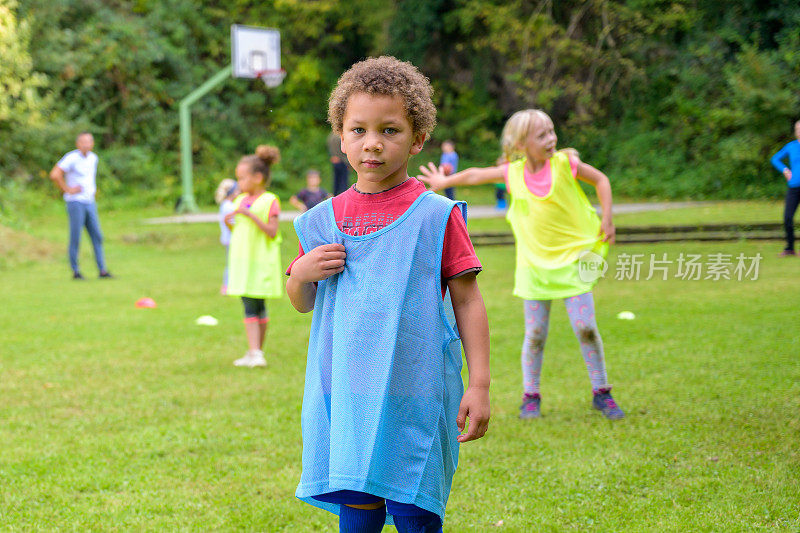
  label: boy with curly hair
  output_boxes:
[286,56,491,532]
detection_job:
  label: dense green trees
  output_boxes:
[0,0,49,178]
[1,0,798,205]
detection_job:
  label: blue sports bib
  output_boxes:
[294,191,466,522]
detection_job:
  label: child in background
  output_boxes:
[770,119,800,256]
[224,145,283,368]
[439,140,459,200]
[215,178,238,294]
[286,56,490,533]
[495,183,508,209]
[494,155,508,210]
[420,109,625,420]
[289,169,330,212]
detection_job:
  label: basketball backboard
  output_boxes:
[231,24,282,80]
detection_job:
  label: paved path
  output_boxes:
[143,201,710,225]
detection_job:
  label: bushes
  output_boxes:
[2,1,799,208]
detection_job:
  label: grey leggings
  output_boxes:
[521,292,610,394]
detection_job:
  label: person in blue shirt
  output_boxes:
[770,120,800,256]
[439,140,459,200]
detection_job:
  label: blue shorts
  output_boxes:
[313,490,436,518]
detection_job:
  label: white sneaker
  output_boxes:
[249,350,267,367]
[233,350,266,368]
[233,352,252,367]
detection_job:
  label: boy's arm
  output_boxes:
[575,159,615,244]
[286,274,317,313]
[447,273,490,443]
[286,243,346,313]
[419,163,504,191]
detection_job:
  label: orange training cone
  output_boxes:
[135,297,157,308]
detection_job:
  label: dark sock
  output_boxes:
[393,513,443,533]
[339,504,385,533]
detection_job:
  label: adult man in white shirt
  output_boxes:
[49,132,112,279]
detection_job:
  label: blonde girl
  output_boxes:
[224,145,283,368]
[420,109,624,419]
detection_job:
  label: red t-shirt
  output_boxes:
[287,178,481,280]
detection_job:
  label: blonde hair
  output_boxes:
[328,56,436,137]
[501,109,580,164]
[500,109,552,162]
[214,178,237,204]
[239,144,280,186]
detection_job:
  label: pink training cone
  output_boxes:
[135,297,157,308]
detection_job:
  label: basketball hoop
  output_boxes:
[232,25,284,87]
[256,69,286,88]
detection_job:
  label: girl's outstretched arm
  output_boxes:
[447,273,490,443]
[418,162,504,191]
[575,159,616,244]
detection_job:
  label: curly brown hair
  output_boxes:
[328,56,436,137]
[239,144,280,185]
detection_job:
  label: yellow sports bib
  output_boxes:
[505,151,608,300]
[227,191,283,298]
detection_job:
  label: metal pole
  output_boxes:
[178,64,233,212]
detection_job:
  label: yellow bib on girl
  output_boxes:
[227,192,283,298]
[505,151,608,300]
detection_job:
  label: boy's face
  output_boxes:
[340,92,425,193]
[307,172,321,188]
[442,141,454,153]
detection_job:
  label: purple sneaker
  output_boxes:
[519,393,541,419]
[779,249,797,257]
[592,389,625,419]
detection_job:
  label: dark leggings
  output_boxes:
[241,297,266,319]
[784,186,800,251]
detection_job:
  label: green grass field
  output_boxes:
[1,200,798,531]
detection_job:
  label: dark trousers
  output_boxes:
[784,186,800,251]
[332,161,350,196]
